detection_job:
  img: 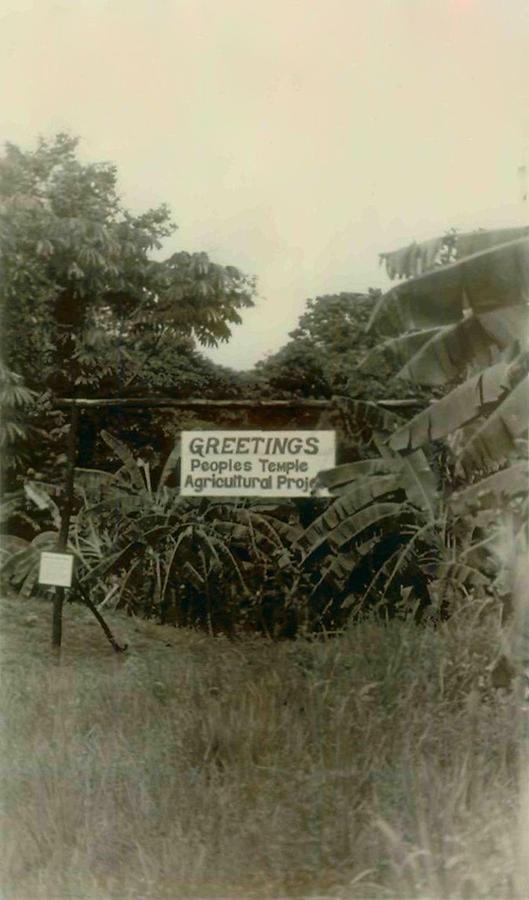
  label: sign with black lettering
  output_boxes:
[181,430,335,497]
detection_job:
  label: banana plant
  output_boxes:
[0,480,64,595]
[0,530,60,597]
[293,427,445,610]
[361,228,529,506]
[296,375,509,617]
[303,226,529,617]
[70,432,304,630]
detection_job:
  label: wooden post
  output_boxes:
[54,396,422,411]
[52,404,80,650]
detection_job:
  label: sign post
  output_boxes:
[51,404,79,650]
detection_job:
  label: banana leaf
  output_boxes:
[371,237,529,337]
[0,494,24,524]
[158,437,181,490]
[449,461,529,513]
[388,360,511,452]
[296,474,404,559]
[326,398,403,442]
[0,530,59,595]
[379,226,529,280]
[399,451,438,519]
[313,539,379,593]
[297,491,404,560]
[362,328,443,377]
[327,503,406,553]
[74,467,117,502]
[0,535,29,559]
[24,481,62,528]
[100,430,145,491]
[315,458,401,491]
[458,375,529,471]
[380,235,445,280]
[364,311,520,386]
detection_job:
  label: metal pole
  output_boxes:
[52,404,80,650]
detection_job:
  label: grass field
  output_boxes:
[1,591,527,899]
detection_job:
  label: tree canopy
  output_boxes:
[0,134,256,398]
[253,291,417,401]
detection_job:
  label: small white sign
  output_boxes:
[38,552,74,587]
[181,430,336,497]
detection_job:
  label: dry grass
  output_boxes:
[0,591,527,899]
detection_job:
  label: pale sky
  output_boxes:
[1,0,528,369]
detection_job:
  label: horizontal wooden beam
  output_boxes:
[54,396,421,411]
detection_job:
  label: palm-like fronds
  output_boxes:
[363,308,526,385]
[0,531,59,596]
[363,229,529,503]
[370,236,529,339]
[294,433,441,611]
[379,226,529,281]
[68,434,304,627]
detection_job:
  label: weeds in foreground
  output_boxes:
[0,593,527,899]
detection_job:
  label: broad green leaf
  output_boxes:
[297,478,403,559]
[478,307,529,348]
[0,494,24,524]
[84,540,142,581]
[365,311,522,386]
[157,437,181,490]
[388,360,511,452]
[100,430,145,491]
[74,467,117,503]
[31,531,61,549]
[458,375,529,471]
[327,398,403,442]
[0,535,29,557]
[356,542,414,608]
[327,503,406,553]
[368,268,464,336]
[24,481,62,528]
[450,461,529,513]
[314,540,378,592]
[434,562,488,587]
[315,458,401,492]
[380,235,445,280]
[371,237,529,337]
[400,451,438,520]
[0,530,58,585]
[0,546,37,579]
[362,329,442,378]
[456,227,529,260]
[380,226,529,280]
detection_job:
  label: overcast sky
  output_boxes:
[1,0,528,369]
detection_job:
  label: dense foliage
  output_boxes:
[0,134,255,395]
[0,135,256,489]
[2,134,528,637]
[255,290,410,401]
[305,227,529,622]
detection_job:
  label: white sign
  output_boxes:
[38,552,74,587]
[181,430,336,497]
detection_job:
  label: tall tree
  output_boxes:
[253,291,415,401]
[0,134,255,397]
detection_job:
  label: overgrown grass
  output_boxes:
[0,592,527,899]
